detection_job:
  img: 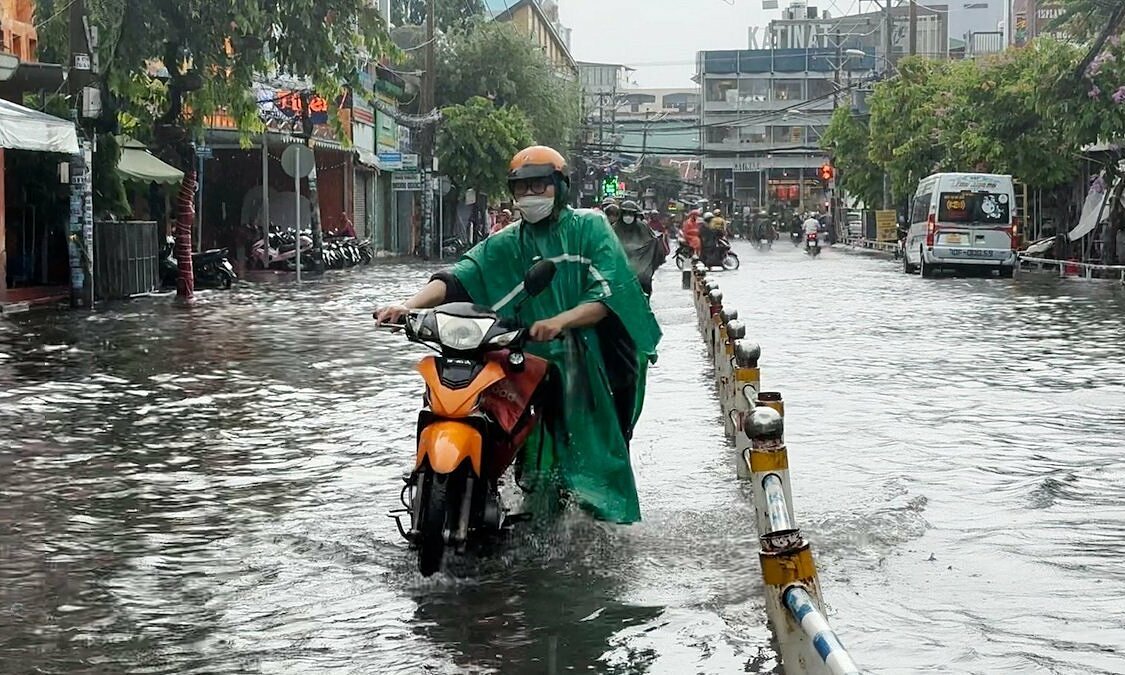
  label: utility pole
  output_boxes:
[421,0,436,257]
[67,0,95,308]
[908,0,918,56]
[882,0,895,73]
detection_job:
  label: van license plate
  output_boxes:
[950,249,995,258]
[944,234,963,244]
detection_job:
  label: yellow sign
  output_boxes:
[875,210,897,241]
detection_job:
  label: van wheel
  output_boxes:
[903,249,918,274]
[920,250,935,278]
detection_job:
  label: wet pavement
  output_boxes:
[1,243,1124,674]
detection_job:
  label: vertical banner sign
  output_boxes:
[84,142,94,297]
[68,140,94,307]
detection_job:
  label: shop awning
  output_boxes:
[0,99,78,154]
[117,136,184,184]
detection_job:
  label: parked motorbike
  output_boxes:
[805,232,821,257]
[160,237,236,289]
[382,260,559,576]
[441,235,468,258]
[700,237,740,270]
[250,228,315,271]
[790,231,802,247]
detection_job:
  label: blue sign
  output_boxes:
[377,151,403,170]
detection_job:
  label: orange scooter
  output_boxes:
[381,260,558,576]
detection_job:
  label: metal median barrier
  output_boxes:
[682,262,861,675]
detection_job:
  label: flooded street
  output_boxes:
[2,244,1125,674]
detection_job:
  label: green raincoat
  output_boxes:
[448,206,662,523]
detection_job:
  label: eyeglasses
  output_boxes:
[510,177,552,196]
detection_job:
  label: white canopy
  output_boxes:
[0,99,79,154]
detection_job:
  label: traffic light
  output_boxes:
[819,163,834,181]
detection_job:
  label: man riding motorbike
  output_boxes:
[612,200,667,297]
[374,146,662,524]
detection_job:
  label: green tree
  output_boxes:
[866,57,951,203]
[437,96,534,196]
[35,0,396,298]
[435,22,580,151]
[392,0,486,31]
[820,107,883,208]
[631,160,686,208]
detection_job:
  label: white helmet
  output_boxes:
[703,211,714,221]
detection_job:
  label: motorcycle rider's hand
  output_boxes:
[374,303,410,325]
[529,316,566,342]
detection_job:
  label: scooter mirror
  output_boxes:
[524,259,557,297]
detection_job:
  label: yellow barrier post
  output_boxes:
[748,407,834,675]
[744,406,796,534]
[721,319,746,437]
[732,341,761,479]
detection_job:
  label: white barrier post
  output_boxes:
[705,288,723,358]
[721,319,746,438]
[744,406,796,535]
[732,342,762,479]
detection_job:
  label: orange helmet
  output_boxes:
[509,145,569,183]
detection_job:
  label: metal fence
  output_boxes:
[93,220,161,301]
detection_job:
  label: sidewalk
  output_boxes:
[0,285,70,315]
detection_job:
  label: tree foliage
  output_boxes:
[437,96,534,196]
[632,160,686,207]
[392,0,485,31]
[34,0,397,141]
[821,107,883,207]
[824,38,1125,207]
[435,22,580,151]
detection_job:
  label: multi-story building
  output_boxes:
[489,0,577,79]
[700,3,947,213]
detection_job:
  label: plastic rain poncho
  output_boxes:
[449,206,662,523]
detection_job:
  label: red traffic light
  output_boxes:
[819,164,834,181]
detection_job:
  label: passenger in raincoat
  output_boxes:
[375,146,662,524]
[612,200,667,297]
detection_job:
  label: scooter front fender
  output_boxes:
[417,421,483,476]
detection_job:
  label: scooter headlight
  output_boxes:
[435,314,494,351]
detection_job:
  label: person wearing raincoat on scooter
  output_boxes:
[612,200,667,297]
[375,146,662,524]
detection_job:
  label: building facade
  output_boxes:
[702,5,947,214]
[490,0,578,79]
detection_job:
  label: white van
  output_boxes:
[902,173,1018,278]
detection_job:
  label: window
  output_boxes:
[738,79,769,102]
[770,126,805,143]
[706,126,738,144]
[772,79,804,101]
[938,191,1011,223]
[741,127,767,143]
[706,78,738,102]
[806,78,836,102]
[911,192,932,224]
[807,125,828,142]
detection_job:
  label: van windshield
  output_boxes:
[938,191,1010,224]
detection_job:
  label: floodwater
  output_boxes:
[1,244,1123,674]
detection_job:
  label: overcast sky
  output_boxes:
[559,0,774,88]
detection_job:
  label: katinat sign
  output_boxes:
[748,23,836,50]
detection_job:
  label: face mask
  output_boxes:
[517,196,554,224]
[623,215,636,225]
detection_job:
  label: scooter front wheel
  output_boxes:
[722,253,740,270]
[417,470,451,577]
